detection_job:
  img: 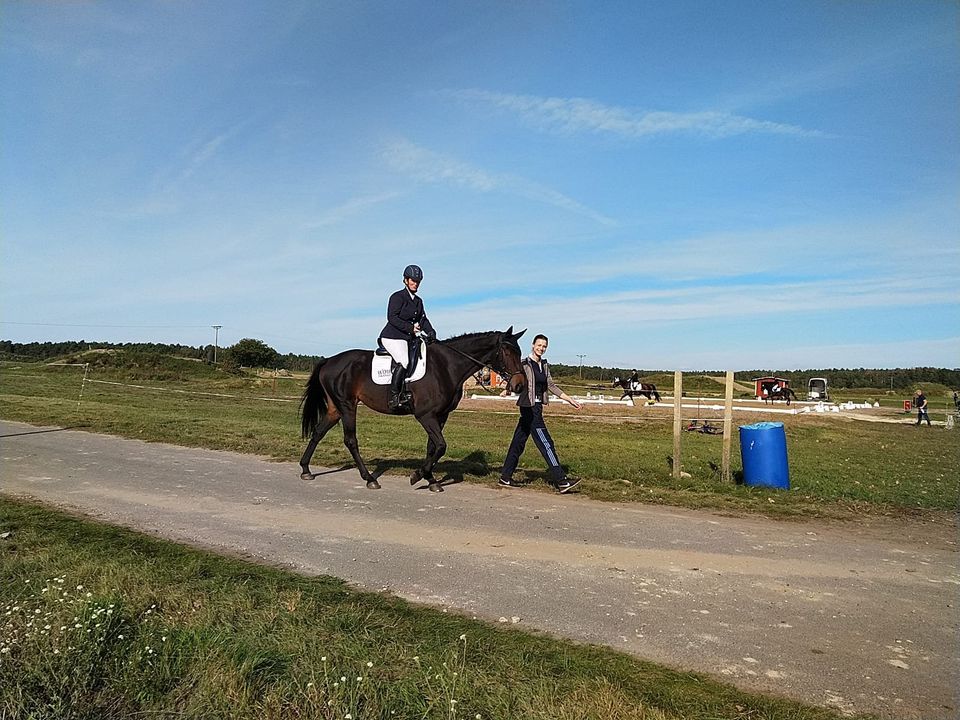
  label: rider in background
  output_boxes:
[379,264,436,410]
[629,369,640,391]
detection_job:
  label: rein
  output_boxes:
[440,339,517,389]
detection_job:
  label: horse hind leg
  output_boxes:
[299,410,341,480]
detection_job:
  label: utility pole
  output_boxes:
[576,354,586,379]
[212,325,222,364]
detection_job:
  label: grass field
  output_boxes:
[1,355,949,718]
[0,498,861,720]
[1,357,957,520]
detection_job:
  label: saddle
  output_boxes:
[371,339,428,385]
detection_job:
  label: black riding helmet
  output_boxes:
[403,264,423,282]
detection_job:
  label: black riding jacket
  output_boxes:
[379,289,436,341]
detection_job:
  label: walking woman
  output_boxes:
[379,264,436,410]
[499,334,582,493]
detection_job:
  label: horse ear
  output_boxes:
[513,328,526,340]
[505,325,513,336]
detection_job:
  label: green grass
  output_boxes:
[1,359,958,520]
[0,497,863,720]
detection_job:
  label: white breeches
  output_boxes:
[380,337,409,367]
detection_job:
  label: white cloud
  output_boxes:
[383,138,499,190]
[434,275,956,345]
[302,191,403,229]
[382,138,616,226]
[452,90,829,139]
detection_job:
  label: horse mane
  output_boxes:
[440,330,501,344]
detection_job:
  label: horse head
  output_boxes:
[500,326,526,394]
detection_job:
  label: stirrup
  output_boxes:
[389,391,411,411]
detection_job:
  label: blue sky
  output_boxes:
[2,1,957,370]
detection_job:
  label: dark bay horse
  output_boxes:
[764,386,798,405]
[300,328,525,492]
[611,377,662,403]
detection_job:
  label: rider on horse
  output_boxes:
[379,264,437,410]
[629,369,640,392]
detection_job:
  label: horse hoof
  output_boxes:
[366,480,381,490]
[300,472,314,481]
[410,472,421,486]
[428,482,444,493]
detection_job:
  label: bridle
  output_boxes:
[439,337,522,391]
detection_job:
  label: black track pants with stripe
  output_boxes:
[501,404,565,483]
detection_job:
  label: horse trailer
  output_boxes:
[753,376,791,400]
[807,377,829,401]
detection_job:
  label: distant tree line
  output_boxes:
[737,367,960,390]
[0,339,322,373]
[3,340,956,388]
[0,340,206,361]
[537,363,960,390]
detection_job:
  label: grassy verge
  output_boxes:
[1,360,957,520]
[0,497,862,720]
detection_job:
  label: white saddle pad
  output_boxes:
[371,341,428,385]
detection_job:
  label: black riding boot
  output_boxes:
[389,363,409,411]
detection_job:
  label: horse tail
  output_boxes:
[300,358,329,439]
[653,386,662,403]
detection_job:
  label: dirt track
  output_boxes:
[1,420,957,720]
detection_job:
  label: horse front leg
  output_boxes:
[411,434,437,486]
[340,405,380,489]
[412,415,446,492]
[299,411,341,480]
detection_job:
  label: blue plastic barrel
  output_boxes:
[739,422,790,489]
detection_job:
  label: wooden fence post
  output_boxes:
[673,370,682,479]
[722,370,734,483]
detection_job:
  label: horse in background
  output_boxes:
[300,328,526,493]
[611,376,662,403]
[763,386,798,405]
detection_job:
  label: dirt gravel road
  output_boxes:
[1,420,957,719]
